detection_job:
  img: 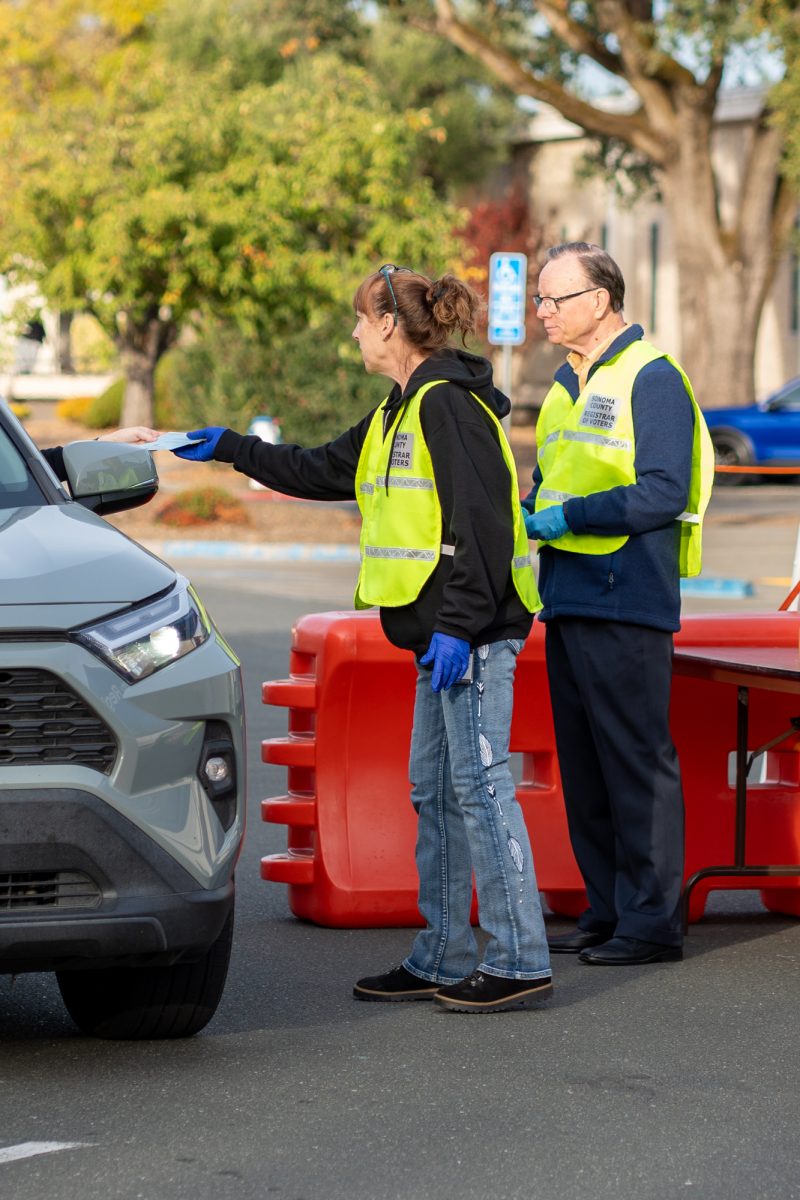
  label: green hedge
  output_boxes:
[83,363,180,430]
[160,319,382,445]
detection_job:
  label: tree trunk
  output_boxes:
[120,352,155,426]
[657,101,792,408]
[659,171,761,409]
[117,316,177,428]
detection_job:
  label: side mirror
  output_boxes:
[62,441,159,515]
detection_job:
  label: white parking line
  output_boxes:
[0,1142,92,1165]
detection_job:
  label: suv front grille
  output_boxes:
[0,871,102,910]
[0,668,117,772]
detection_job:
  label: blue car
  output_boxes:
[705,376,800,484]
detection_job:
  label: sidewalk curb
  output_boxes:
[680,577,755,598]
[138,537,757,595]
[139,539,361,563]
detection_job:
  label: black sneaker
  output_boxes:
[353,964,440,1002]
[434,970,553,1013]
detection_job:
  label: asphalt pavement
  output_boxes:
[1,484,799,1200]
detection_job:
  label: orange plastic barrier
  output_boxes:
[261,610,800,927]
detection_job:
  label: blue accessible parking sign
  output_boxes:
[488,252,528,346]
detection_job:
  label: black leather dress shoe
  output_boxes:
[578,935,683,966]
[547,928,614,953]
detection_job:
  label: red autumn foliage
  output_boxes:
[457,181,546,340]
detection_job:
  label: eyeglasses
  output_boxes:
[532,287,599,315]
[378,263,412,326]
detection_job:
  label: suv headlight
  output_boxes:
[75,581,212,683]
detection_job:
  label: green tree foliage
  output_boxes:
[154,0,365,87]
[360,17,518,195]
[758,3,800,194]
[0,1,462,425]
[157,0,516,196]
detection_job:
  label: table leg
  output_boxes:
[735,685,748,867]
[682,685,751,932]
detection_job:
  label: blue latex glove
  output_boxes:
[524,504,569,542]
[173,427,226,462]
[419,633,471,693]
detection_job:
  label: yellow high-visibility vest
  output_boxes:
[354,380,541,610]
[535,340,714,578]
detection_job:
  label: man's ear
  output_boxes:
[594,287,613,317]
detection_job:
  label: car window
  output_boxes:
[0,425,47,509]
[768,381,800,412]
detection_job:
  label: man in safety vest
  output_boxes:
[524,242,713,965]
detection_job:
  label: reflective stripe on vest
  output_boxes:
[562,429,633,452]
[354,381,541,611]
[535,339,714,577]
[360,476,435,493]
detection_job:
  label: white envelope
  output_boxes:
[132,432,201,452]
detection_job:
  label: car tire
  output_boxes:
[709,427,754,486]
[55,908,234,1040]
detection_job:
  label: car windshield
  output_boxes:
[0,424,46,509]
[767,380,800,412]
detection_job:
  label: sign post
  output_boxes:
[487,252,528,431]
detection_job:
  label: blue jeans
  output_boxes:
[404,639,551,983]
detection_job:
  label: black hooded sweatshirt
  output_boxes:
[213,348,533,657]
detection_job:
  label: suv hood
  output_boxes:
[0,502,175,630]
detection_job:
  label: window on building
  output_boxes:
[649,223,659,333]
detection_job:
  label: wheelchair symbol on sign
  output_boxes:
[493,258,520,284]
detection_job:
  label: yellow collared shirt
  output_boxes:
[566,324,630,393]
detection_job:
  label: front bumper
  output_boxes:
[0,631,245,888]
[0,788,235,973]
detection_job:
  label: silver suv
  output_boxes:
[0,405,245,1038]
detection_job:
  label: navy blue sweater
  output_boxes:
[523,325,695,633]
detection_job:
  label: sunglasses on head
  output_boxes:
[378,264,412,326]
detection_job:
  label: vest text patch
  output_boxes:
[390,431,414,469]
[580,393,620,431]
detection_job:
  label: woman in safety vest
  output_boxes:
[173,265,553,1013]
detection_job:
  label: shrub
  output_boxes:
[82,362,178,430]
[56,396,95,423]
[160,318,381,444]
[157,486,250,528]
[84,379,123,429]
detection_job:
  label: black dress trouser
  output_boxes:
[544,617,685,946]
